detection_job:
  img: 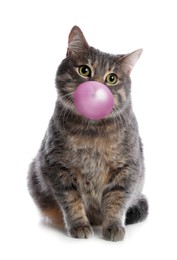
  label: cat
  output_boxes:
[28,26,148,241]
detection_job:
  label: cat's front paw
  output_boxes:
[69,224,93,239]
[102,224,125,242]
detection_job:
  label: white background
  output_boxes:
[0,0,177,259]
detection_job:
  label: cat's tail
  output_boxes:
[41,207,64,227]
[125,195,149,225]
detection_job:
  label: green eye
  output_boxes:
[106,73,118,85]
[78,65,91,77]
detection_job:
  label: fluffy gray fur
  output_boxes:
[28,26,148,241]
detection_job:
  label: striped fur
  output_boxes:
[28,26,148,241]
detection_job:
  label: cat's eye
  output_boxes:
[78,65,91,78]
[106,73,118,85]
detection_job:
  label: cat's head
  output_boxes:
[56,26,142,120]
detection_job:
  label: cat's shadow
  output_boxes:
[40,217,103,239]
[92,225,102,237]
[40,217,147,241]
[40,217,66,236]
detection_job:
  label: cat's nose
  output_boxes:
[93,76,104,83]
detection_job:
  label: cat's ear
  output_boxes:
[67,26,89,57]
[119,49,143,74]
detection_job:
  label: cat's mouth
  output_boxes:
[59,88,126,122]
[59,94,122,122]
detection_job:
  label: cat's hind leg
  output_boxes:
[28,162,64,227]
[125,194,148,225]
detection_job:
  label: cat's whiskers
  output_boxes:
[58,91,75,101]
[57,99,71,132]
[57,91,74,114]
[58,95,76,132]
[28,26,148,242]
[111,104,125,127]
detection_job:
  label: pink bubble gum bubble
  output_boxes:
[74,81,114,120]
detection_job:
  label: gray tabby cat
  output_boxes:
[28,26,148,241]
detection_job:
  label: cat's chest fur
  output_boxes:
[68,132,121,175]
[65,129,125,208]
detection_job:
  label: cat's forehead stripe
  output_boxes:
[88,58,116,73]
